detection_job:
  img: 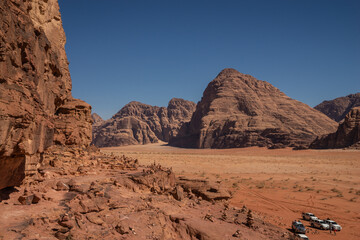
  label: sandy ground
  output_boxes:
[101,142,360,240]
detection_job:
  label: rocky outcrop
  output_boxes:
[315,93,360,122]
[92,98,196,147]
[170,68,338,149]
[0,146,289,240]
[310,107,360,149]
[0,0,91,189]
[54,99,92,147]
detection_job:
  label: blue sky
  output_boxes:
[58,0,360,120]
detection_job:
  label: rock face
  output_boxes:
[315,93,360,122]
[0,0,92,189]
[92,113,104,127]
[310,107,360,149]
[170,68,338,149]
[92,98,196,147]
[53,99,92,147]
[91,113,104,140]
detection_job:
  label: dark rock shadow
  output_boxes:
[0,187,19,202]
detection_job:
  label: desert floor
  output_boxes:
[101,143,360,240]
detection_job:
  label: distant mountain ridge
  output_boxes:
[169,68,338,149]
[92,98,196,147]
[310,106,360,149]
[92,113,104,126]
[315,93,360,122]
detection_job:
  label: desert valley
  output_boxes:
[1,0,359,240]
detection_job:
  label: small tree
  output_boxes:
[246,209,254,228]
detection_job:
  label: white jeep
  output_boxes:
[296,234,309,240]
[324,219,342,231]
[310,219,329,230]
[302,212,318,221]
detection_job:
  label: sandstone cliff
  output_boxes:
[0,0,92,189]
[92,98,196,147]
[310,107,360,149]
[315,93,360,122]
[170,68,338,149]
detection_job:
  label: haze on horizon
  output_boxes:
[58,0,360,120]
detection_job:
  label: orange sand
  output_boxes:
[102,143,360,240]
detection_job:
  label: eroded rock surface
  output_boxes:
[0,146,289,240]
[315,93,360,122]
[310,107,360,149]
[170,68,337,149]
[92,98,196,147]
[0,0,91,189]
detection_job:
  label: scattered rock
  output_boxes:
[173,185,184,201]
[204,213,214,222]
[178,177,231,201]
[56,181,69,191]
[130,163,176,193]
[232,230,243,238]
[86,212,104,225]
[246,210,254,228]
[18,194,41,205]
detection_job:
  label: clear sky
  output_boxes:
[58,0,360,120]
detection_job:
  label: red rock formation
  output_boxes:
[165,98,197,141]
[0,146,289,240]
[54,99,92,147]
[92,113,104,127]
[310,107,360,149]
[170,68,338,148]
[315,93,360,122]
[0,0,91,189]
[92,98,196,147]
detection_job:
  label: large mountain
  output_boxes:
[310,107,360,149]
[0,0,92,189]
[92,98,196,147]
[169,68,338,149]
[314,93,360,122]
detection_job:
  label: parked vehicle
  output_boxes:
[324,219,342,231]
[302,212,318,221]
[296,234,309,240]
[310,219,329,230]
[292,220,306,234]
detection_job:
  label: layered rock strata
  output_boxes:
[92,113,104,127]
[0,0,91,189]
[310,107,360,149]
[315,93,360,122]
[170,68,338,149]
[92,98,195,147]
